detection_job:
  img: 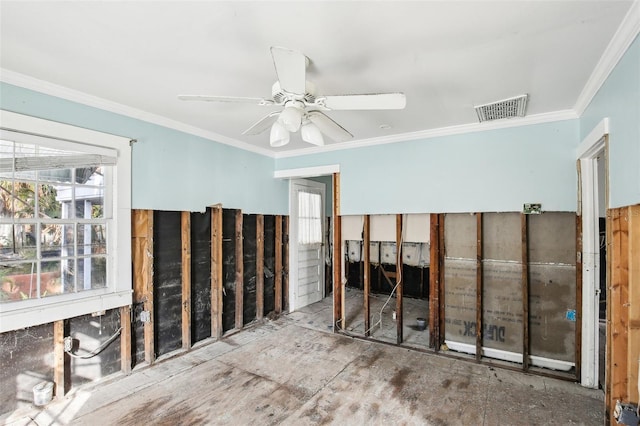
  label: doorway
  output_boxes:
[289,179,326,311]
[577,118,608,389]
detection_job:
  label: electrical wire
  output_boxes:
[361,214,406,335]
[65,327,122,359]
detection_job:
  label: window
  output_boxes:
[0,110,131,332]
[297,190,322,244]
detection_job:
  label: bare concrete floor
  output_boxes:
[4,297,604,425]
[341,287,431,348]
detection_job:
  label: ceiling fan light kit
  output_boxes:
[279,101,305,132]
[301,121,324,146]
[179,46,406,148]
[269,121,290,147]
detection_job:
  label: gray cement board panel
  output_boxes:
[444,258,476,345]
[444,213,477,259]
[529,264,576,362]
[482,261,524,353]
[483,212,521,261]
[529,212,576,265]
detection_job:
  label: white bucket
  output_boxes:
[33,381,54,406]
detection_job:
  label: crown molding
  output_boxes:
[0,69,276,158]
[274,109,578,159]
[574,0,640,115]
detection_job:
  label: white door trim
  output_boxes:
[577,117,608,388]
[274,164,340,179]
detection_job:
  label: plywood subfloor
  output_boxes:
[4,298,603,425]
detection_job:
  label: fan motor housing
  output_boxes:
[271,81,316,105]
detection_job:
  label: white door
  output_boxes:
[289,179,325,311]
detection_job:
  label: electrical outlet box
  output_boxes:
[380,242,396,265]
[140,311,151,323]
[64,336,73,352]
[402,242,421,267]
[347,240,362,262]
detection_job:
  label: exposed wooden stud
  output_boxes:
[438,214,446,347]
[275,215,283,314]
[429,214,440,349]
[256,215,265,320]
[53,320,69,397]
[610,207,629,419]
[476,213,483,362]
[132,210,152,304]
[333,217,343,330]
[235,210,244,329]
[364,215,371,336]
[181,211,192,350]
[396,214,403,344]
[333,172,343,331]
[575,213,582,382]
[521,213,530,372]
[132,210,155,364]
[120,305,132,375]
[211,206,223,339]
[606,208,613,421]
[283,216,290,312]
[627,205,640,404]
[132,210,154,362]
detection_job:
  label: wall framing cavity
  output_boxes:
[0,207,288,413]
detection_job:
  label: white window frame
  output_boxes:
[0,110,132,332]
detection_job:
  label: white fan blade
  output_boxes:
[270,46,307,95]
[242,111,281,135]
[307,111,353,143]
[178,95,274,106]
[317,93,406,110]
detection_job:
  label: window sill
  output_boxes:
[0,289,132,332]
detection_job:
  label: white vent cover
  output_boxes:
[475,94,528,122]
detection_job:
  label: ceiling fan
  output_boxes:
[178,46,406,147]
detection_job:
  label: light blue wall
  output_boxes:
[0,83,289,214]
[276,120,580,215]
[580,35,640,209]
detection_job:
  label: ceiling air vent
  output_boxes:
[474,94,528,123]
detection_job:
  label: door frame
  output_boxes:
[289,178,326,312]
[577,117,609,388]
[274,164,340,313]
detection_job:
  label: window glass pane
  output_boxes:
[38,169,73,184]
[41,260,62,298]
[0,261,37,302]
[10,224,38,260]
[0,180,14,218]
[77,224,106,255]
[298,191,322,244]
[76,166,104,186]
[41,223,74,257]
[78,256,107,291]
[0,224,14,257]
[1,181,36,218]
[61,258,76,293]
[37,183,62,218]
[74,192,104,219]
[85,224,107,254]
[53,186,73,218]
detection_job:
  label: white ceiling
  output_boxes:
[0,1,636,156]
